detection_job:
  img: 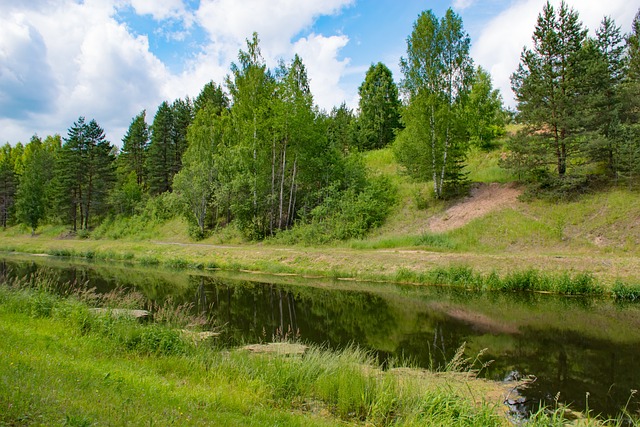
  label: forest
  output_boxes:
[1,2,639,243]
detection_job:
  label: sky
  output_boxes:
[1,0,637,147]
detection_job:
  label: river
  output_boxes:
[1,254,639,420]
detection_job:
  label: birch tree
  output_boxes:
[396,9,474,199]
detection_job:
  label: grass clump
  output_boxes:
[612,281,640,301]
[394,264,609,296]
[415,232,458,250]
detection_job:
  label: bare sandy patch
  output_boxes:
[428,183,522,233]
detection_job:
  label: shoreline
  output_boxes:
[2,233,639,297]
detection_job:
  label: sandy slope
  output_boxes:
[428,183,522,232]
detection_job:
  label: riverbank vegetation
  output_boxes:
[0,274,505,426]
[3,273,639,426]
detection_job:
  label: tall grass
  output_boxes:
[0,279,507,426]
[394,265,607,296]
[3,277,638,426]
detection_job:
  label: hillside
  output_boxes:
[361,147,640,256]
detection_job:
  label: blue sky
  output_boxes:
[0,0,637,146]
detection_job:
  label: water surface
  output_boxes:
[1,254,639,419]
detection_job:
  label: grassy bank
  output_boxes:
[3,274,636,426]
[0,275,514,426]
[1,234,639,299]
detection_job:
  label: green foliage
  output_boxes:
[0,143,18,228]
[397,9,474,199]
[277,175,397,244]
[506,3,640,193]
[55,117,116,231]
[392,264,607,296]
[92,192,180,240]
[119,110,149,187]
[510,1,587,178]
[357,62,402,150]
[415,232,457,250]
[466,67,507,150]
[194,80,229,115]
[325,103,359,153]
[146,101,175,195]
[15,135,57,234]
[612,281,640,301]
[109,171,145,217]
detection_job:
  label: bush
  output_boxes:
[277,175,397,244]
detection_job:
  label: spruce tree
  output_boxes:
[146,102,174,195]
[170,98,193,178]
[57,117,115,230]
[120,110,149,187]
[194,81,229,115]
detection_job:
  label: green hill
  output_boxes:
[358,146,640,257]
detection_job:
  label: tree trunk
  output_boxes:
[278,139,288,230]
[287,156,297,228]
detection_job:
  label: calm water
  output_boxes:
[2,254,639,419]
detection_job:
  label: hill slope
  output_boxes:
[362,148,640,256]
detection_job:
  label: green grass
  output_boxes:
[0,280,511,427]
[465,145,515,183]
[392,265,606,296]
[2,278,635,426]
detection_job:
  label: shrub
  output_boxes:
[276,175,397,244]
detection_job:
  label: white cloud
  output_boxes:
[0,13,58,119]
[453,0,477,10]
[472,0,638,108]
[189,0,356,110]
[130,0,187,21]
[196,0,353,60]
[0,0,172,145]
[293,34,352,110]
[0,0,358,144]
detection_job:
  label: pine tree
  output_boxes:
[194,81,229,115]
[583,17,626,176]
[57,117,115,230]
[510,1,587,178]
[619,10,640,181]
[357,63,401,150]
[170,98,193,178]
[146,102,174,195]
[627,10,640,82]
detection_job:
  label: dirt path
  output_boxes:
[428,183,522,233]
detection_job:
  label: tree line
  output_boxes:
[2,3,638,240]
[0,33,405,239]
